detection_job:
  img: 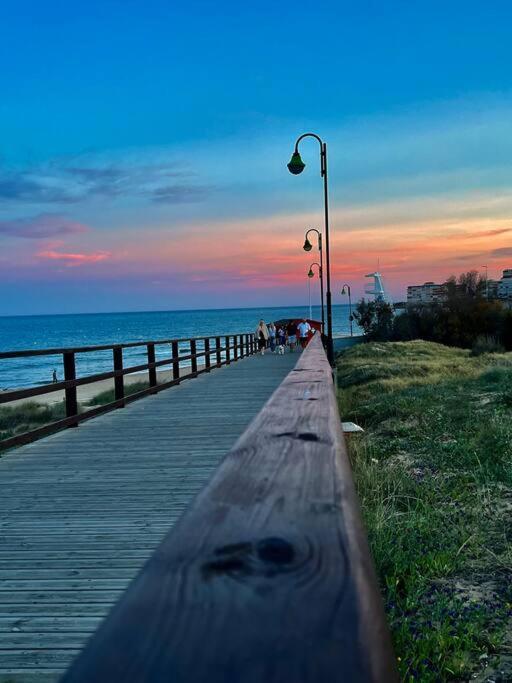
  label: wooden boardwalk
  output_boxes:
[0,351,298,682]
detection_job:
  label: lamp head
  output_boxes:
[307,268,314,279]
[341,286,347,295]
[303,238,313,252]
[287,151,305,175]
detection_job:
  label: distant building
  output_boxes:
[486,279,500,299]
[407,282,447,305]
[407,270,512,304]
[497,270,512,300]
[365,271,388,302]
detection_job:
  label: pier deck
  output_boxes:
[0,350,298,682]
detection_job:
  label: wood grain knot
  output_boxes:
[275,431,320,442]
[201,537,298,582]
[256,537,295,565]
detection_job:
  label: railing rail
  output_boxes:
[60,333,398,682]
[0,332,257,449]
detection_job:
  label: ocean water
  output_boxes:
[0,305,357,389]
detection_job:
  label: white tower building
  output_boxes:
[365,271,387,302]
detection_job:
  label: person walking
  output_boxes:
[268,322,277,352]
[297,318,312,350]
[254,320,269,355]
[52,369,58,383]
[277,325,286,348]
[287,322,297,352]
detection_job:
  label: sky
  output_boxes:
[2,0,512,314]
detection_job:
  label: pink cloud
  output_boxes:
[37,249,111,266]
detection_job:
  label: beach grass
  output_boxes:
[87,380,150,406]
[0,401,67,445]
[337,340,512,682]
[0,380,151,448]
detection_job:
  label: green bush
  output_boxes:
[470,335,505,356]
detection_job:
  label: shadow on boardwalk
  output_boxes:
[0,350,298,682]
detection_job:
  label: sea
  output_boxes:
[0,305,358,389]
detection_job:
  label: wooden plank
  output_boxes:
[0,568,138,580]
[0,605,111,616]
[0,651,81,668]
[61,335,397,683]
[0,579,131,590]
[0,633,91,649]
[0,616,103,632]
[0,591,123,604]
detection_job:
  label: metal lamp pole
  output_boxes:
[482,264,489,300]
[288,133,334,365]
[308,263,322,322]
[303,228,324,331]
[341,284,353,337]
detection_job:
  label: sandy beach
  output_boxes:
[7,365,206,408]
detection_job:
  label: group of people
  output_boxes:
[254,319,313,356]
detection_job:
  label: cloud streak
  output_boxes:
[491,246,512,257]
[0,157,212,206]
[0,213,89,239]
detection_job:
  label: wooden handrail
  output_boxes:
[0,333,252,359]
[60,334,398,682]
[1,331,256,449]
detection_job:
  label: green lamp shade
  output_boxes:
[303,238,313,252]
[307,268,314,278]
[287,151,305,175]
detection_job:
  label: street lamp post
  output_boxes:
[288,133,334,365]
[482,264,489,300]
[303,228,324,331]
[341,284,353,337]
[308,263,322,320]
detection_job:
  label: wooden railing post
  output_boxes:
[191,339,197,375]
[147,343,157,390]
[172,341,180,383]
[215,337,221,367]
[204,338,211,371]
[233,334,238,361]
[246,334,250,356]
[239,334,244,359]
[63,351,78,426]
[225,335,231,364]
[113,346,125,405]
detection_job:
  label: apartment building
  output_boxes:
[497,269,512,299]
[407,282,447,305]
[407,270,511,303]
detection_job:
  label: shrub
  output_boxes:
[470,335,505,356]
[354,299,394,341]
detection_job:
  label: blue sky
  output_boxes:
[2,1,512,314]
